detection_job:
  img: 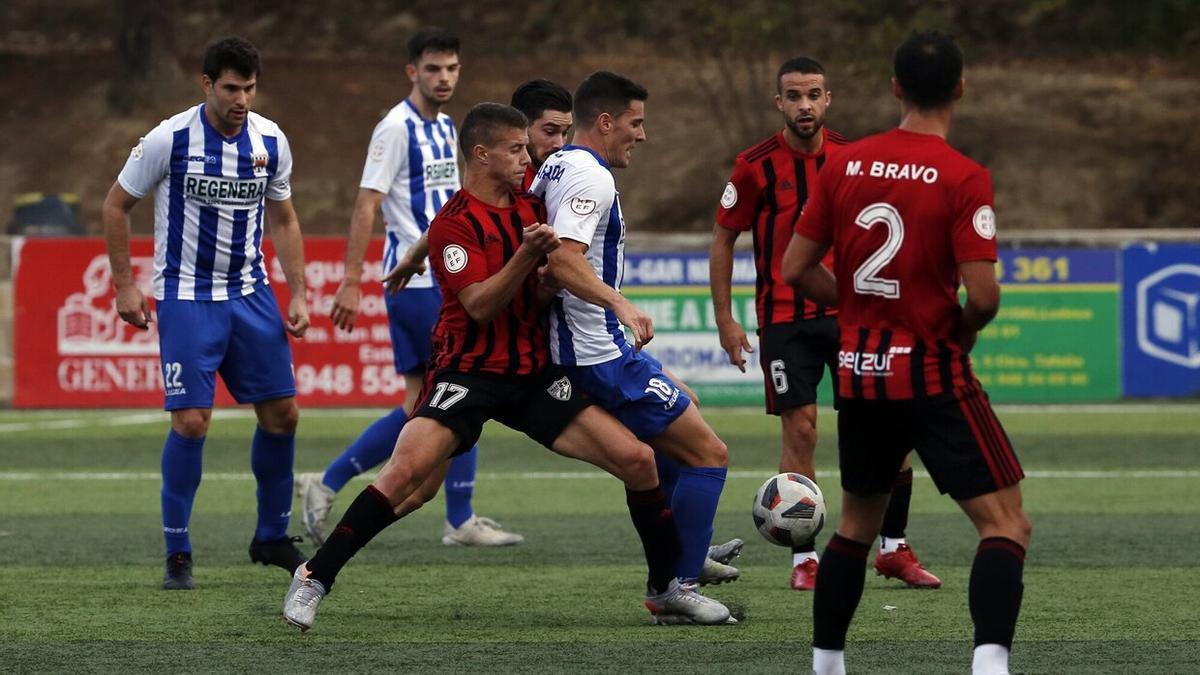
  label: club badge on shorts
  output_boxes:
[546,377,572,401]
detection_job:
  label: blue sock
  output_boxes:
[443,445,478,528]
[655,452,683,498]
[671,466,728,581]
[251,426,295,542]
[161,430,205,557]
[322,407,408,492]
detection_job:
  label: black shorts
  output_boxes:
[412,366,591,456]
[758,317,839,414]
[837,387,1024,501]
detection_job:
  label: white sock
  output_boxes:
[793,551,819,566]
[879,536,905,554]
[972,643,1010,675]
[812,648,846,675]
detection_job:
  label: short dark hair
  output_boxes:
[511,79,573,124]
[573,71,647,127]
[893,31,963,109]
[777,56,826,91]
[202,36,260,81]
[408,27,460,64]
[459,103,529,156]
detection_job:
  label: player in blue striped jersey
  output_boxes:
[533,72,738,617]
[295,28,522,548]
[103,37,311,590]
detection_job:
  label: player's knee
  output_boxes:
[171,410,210,438]
[699,436,729,468]
[1011,509,1032,547]
[615,441,658,483]
[276,402,300,435]
[257,399,299,435]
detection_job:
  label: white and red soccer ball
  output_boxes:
[752,472,827,547]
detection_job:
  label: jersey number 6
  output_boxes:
[852,202,904,299]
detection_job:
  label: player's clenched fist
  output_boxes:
[115,284,152,329]
[520,223,560,257]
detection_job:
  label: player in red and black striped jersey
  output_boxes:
[711,56,939,592]
[783,33,1030,675]
[282,103,730,632]
[423,186,550,375]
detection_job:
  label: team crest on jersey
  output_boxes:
[720,182,737,208]
[546,377,572,401]
[443,244,468,273]
[569,197,597,216]
[972,205,997,240]
[252,152,270,172]
[130,140,144,161]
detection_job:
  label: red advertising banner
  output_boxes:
[13,237,407,408]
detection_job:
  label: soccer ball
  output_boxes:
[752,472,826,547]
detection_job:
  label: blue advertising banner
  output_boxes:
[1122,243,1200,397]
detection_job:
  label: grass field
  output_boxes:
[1,405,1199,673]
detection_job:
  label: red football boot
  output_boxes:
[790,558,819,591]
[873,543,942,588]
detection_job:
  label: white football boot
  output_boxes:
[282,565,327,633]
[295,473,336,546]
[644,579,735,625]
[441,515,524,546]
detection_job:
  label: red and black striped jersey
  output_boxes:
[522,164,536,192]
[427,188,549,376]
[716,128,850,326]
[796,128,999,400]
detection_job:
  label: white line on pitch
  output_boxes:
[0,469,1197,481]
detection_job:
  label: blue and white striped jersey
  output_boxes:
[529,145,628,366]
[117,103,293,302]
[359,99,459,289]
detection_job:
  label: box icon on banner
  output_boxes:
[1136,264,1200,369]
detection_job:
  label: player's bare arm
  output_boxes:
[331,187,387,330]
[533,263,563,308]
[456,223,559,324]
[954,259,1001,353]
[709,223,753,372]
[546,240,654,349]
[264,197,310,338]
[781,232,837,307]
[383,231,430,295]
[101,181,151,330]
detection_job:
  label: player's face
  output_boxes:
[408,50,460,105]
[485,127,532,190]
[202,69,256,133]
[776,72,830,140]
[604,100,646,169]
[527,110,573,168]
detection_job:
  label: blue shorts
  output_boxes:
[156,288,296,410]
[385,286,441,375]
[563,348,691,441]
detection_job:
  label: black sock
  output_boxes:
[305,486,399,591]
[812,533,870,650]
[881,468,914,540]
[970,537,1026,647]
[626,486,680,594]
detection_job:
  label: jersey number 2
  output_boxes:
[852,202,903,299]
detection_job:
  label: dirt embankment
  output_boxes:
[2,52,1196,236]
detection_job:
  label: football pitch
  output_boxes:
[1,405,1198,673]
